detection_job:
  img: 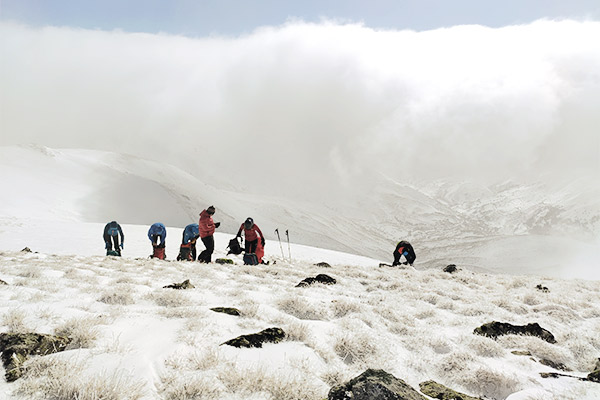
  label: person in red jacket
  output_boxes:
[236,217,265,254]
[197,205,220,263]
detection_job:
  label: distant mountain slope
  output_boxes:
[0,145,598,278]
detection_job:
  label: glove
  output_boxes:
[120,243,124,249]
[215,222,221,228]
[261,238,265,246]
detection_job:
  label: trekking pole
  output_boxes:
[285,229,292,263]
[275,228,285,259]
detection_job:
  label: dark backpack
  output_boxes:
[177,244,192,261]
[227,237,243,255]
[243,253,258,265]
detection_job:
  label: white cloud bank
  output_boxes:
[1,20,599,199]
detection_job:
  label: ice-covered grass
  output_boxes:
[1,245,599,400]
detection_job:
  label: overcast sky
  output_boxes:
[2,0,599,36]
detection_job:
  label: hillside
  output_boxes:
[0,226,599,399]
[0,145,598,280]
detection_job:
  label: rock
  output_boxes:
[419,380,482,400]
[473,322,556,344]
[215,258,234,264]
[511,350,532,356]
[0,279,7,285]
[443,264,457,273]
[163,279,195,289]
[296,274,336,287]
[588,369,600,383]
[0,333,71,381]
[593,358,600,371]
[20,247,32,253]
[315,262,332,268]
[222,327,285,348]
[536,284,549,292]
[540,358,569,371]
[328,369,427,400]
[210,307,241,316]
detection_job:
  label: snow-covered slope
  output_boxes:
[0,223,599,400]
[0,145,598,279]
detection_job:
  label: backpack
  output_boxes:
[243,253,259,265]
[227,237,243,255]
[177,243,192,261]
[151,246,166,260]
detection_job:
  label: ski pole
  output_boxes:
[275,228,285,259]
[286,229,291,263]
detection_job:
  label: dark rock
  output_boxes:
[419,380,482,400]
[536,284,549,292]
[216,258,234,264]
[474,322,556,344]
[20,247,32,253]
[163,279,195,289]
[588,369,600,383]
[210,307,241,316]
[593,358,600,371]
[296,274,336,287]
[540,358,569,371]
[328,369,427,400]
[511,350,532,356]
[0,333,71,381]
[443,264,458,273]
[0,279,7,285]
[222,327,285,348]
[315,262,332,268]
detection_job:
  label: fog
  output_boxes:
[1,19,599,201]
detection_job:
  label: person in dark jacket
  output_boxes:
[236,217,265,254]
[179,223,199,261]
[393,240,416,266]
[148,223,166,248]
[197,206,221,263]
[103,221,124,256]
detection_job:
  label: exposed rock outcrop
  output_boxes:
[328,369,427,400]
[210,307,241,316]
[536,284,549,292]
[443,264,458,273]
[222,327,285,348]
[314,262,332,268]
[474,322,556,343]
[419,380,482,400]
[0,333,71,381]
[296,274,336,287]
[0,279,7,285]
[163,279,195,289]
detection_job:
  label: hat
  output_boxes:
[207,206,215,215]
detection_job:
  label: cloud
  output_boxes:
[1,19,599,200]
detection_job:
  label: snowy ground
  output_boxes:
[1,221,599,399]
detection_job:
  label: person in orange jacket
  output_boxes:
[197,206,220,263]
[236,217,265,254]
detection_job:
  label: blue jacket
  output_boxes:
[183,223,199,244]
[148,223,166,243]
[103,221,124,242]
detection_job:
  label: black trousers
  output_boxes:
[150,234,165,247]
[104,234,120,254]
[198,235,214,263]
[245,239,258,254]
[393,242,416,265]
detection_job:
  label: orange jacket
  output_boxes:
[198,210,216,238]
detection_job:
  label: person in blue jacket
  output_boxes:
[103,221,124,256]
[179,223,199,261]
[148,223,167,248]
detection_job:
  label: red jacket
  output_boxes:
[198,210,216,238]
[238,223,264,242]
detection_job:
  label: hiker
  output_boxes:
[148,222,166,259]
[236,217,265,254]
[179,223,199,261]
[198,206,221,263]
[392,240,416,266]
[103,221,124,256]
